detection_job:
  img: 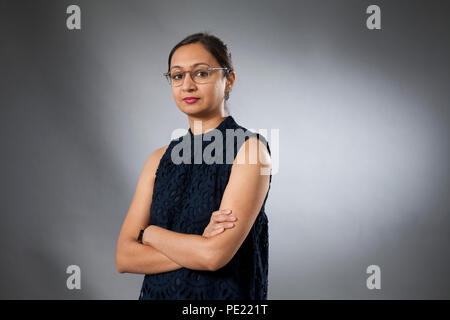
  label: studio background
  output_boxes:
[1,0,449,299]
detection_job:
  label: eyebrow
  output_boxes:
[170,62,210,70]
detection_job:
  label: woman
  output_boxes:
[115,32,272,300]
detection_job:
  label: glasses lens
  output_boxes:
[169,71,184,86]
[167,67,211,86]
[192,67,210,84]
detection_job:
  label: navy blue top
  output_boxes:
[138,115,272,300]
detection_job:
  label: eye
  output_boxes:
[171,72,183,80]
[195,70,209,78]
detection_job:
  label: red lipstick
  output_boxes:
[183,97,200,104]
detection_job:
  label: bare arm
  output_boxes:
[142,226,211,271]
[142,136,271,271]
[202,136,271,271]
[115,145,184,274]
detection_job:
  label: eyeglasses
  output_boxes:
[163,66,230,87]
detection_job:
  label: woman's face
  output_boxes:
[169,42,232,117]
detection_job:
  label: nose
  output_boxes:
[182,72,197,91]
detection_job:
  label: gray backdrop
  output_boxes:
[1,0,449,299]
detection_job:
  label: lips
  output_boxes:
[183,97,200,104]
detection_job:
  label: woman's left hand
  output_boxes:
[202,209,237,238]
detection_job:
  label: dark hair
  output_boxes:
[167,32,234,115]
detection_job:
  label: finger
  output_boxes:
[207,227,224,237]
[215,222,235,229]
[213,214,237,223]
[204,228,217,238]
[213,209,232,216]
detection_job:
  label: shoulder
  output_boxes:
[234,134,271,169]
[143,145,169,178]
[151,145,169,160]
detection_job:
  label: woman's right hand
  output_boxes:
[202,209,237,238]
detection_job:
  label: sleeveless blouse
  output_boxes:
[138,115,272,300]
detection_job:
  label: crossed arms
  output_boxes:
[115,136,271,273]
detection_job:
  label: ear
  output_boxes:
[226,71,236,91]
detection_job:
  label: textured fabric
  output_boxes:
[138,115,272,300]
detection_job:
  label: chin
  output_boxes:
[178,103,211,117]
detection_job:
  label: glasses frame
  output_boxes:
[163,66,230,87]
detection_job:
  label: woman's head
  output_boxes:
[165,32,235,117]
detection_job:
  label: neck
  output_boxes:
[188,111,227,135]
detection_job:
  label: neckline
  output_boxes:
[188,116,234,137]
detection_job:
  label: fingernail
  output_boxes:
[223,209,231,213]
[230,216,236,221]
